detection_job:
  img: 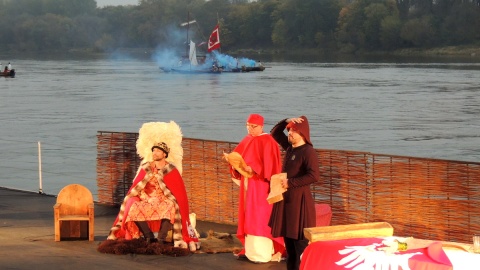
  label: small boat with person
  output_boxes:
[1,62,15,77]
[1,69,15,78]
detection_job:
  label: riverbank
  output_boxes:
[228,44,480,62]
[392,45,480,57]
[3,44,479,63]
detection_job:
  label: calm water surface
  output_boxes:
[1,57,479,198]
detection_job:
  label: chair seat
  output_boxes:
[58,215,91,221]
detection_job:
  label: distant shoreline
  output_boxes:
[2,45,479,62]
[240,45,479,55]
[384,45,479,57]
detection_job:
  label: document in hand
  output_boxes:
[267,173,287,204]
[223,151,253,178]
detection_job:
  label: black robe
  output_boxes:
[269,119,320,240]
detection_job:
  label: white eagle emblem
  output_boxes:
[335,240,421,270]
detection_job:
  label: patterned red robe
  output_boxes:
[107,162,198,246]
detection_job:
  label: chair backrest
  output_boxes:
[56,184,93,215]
[315,203,332,226]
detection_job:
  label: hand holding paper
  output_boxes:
[267,173,287,204]
[223,151,253,178]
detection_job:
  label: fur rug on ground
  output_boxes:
[195,230,243,254]
[97,230,243,256]
[97,238,191,256]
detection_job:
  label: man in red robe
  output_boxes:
[107,142,199,251]
[228,113,285,262]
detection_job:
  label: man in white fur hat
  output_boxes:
[107,121,199,252]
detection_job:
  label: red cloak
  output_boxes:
[231,133,285,254]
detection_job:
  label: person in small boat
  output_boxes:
[212,60,219,71]
[107,122,199,252]
[226,114,285,263]
[3,66,8,75]
[7,62,11,71]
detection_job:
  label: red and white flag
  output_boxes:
[208,25,220,52]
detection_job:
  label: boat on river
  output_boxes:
[159,41,222,74]
[246,66,265,72]
[0,69,15,78]
[160,65,221,74]
[224,65,265,73]
[160,14,222,74]
[159,15,265,74]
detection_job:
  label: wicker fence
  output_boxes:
[97,131,480,243]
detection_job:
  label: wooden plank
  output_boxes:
[304,222,394,242]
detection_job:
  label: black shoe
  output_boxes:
[157,238,172,245]
[146,238,158,244]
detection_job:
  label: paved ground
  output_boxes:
[0,187,286,270]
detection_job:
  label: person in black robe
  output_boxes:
[269,115,320,270]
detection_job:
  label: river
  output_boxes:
[1,55,479,198]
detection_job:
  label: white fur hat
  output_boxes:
[136,121,183,174]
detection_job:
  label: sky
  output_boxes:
[96,0,139,7]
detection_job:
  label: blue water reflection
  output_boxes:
[0,58,479,197]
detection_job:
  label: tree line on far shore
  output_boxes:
[0,0,479,54]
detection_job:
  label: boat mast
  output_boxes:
[186,11,190,59]
[187,11,192,70]
[217,12,221,54]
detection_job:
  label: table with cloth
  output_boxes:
[299,237,480,270]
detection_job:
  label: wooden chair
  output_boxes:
[315,203,332,227]
[53,184,94,241]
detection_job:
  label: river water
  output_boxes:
[1,56,479,198]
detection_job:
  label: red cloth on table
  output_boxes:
[300,237,452,270]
